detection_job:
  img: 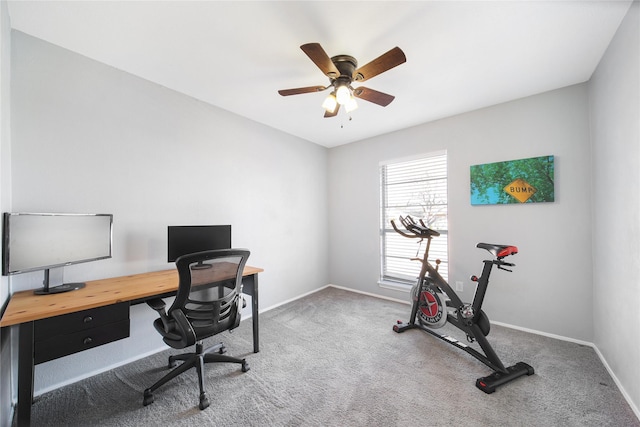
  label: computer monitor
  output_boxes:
[167,225,231,263]
[2,212,113,294]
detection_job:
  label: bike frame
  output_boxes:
[391,215,534,392]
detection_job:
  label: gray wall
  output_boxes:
[589,0,640,414]
[329,84,593,341]
[10,31,329,394]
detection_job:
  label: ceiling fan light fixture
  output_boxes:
[335,84,351,105]
[322,92,338,113]
[344,96,358,113]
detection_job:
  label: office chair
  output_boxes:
[143,249,251,410]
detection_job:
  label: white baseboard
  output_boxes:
[490,319,594,346]
[591,344,640,421]
[327,283,411,305]
[258,285,337,313]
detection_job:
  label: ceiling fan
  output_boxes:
[278,43,406,118]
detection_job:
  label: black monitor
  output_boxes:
[167,225,231,263]
[2,212,113,294]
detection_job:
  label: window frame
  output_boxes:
[379,151,448,290]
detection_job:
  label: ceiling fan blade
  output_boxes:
[278,86,326,96]
[353,87,395,107]
[301,43,341,78]
[324,104,340,118]
[353,47,406,82]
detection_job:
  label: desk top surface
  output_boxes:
[0,265,263,327]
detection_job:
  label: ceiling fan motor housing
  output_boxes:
[330,55,358,82]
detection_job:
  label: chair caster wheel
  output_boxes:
[143,389,154,406]
[241,360,250,372]
[199,393,210,410]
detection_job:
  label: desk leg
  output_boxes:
[17,322,34,426]
[243,273,259,353]
[251,273,259,353]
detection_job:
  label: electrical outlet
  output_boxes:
[455,281,464,292]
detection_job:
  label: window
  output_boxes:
[380,152,448,286]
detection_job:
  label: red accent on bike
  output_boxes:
[497,246,518,258]
[478,381,486,387]
[470,275,479,282]
[420,291,439,317]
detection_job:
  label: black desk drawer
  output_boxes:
[34,319,130,364]
[34,302,130,364]
[34,302,129,341]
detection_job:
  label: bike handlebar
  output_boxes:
[390,215,440,239]
[390,219,416,238]
[391,215,518,266]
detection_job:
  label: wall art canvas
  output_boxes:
[470,155,554,205]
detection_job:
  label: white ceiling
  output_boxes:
[7,1,633,148]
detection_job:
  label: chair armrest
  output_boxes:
[146,298,166,312]
[171,309,197,347]
[231,295,243,329]
[146,298,172,333]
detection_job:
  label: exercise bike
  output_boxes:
[391,215,534,393]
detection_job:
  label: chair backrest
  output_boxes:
[171,249,250,339]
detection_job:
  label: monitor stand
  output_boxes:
[34,269,86,295]
[191,261,213,270]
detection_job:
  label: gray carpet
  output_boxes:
[30,287,639,426]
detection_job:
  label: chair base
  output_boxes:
[143,341,249,410]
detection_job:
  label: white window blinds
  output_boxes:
[380,152,448,284]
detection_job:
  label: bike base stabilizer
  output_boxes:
[393,320,534,393]
[393,321,418,333]
[475,362,535,394]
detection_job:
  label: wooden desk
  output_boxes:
[0,265,263,426]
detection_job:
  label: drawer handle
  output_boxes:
[83,316,93,323]
[83,337,93,345]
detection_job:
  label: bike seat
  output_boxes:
[476,243,518,259]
